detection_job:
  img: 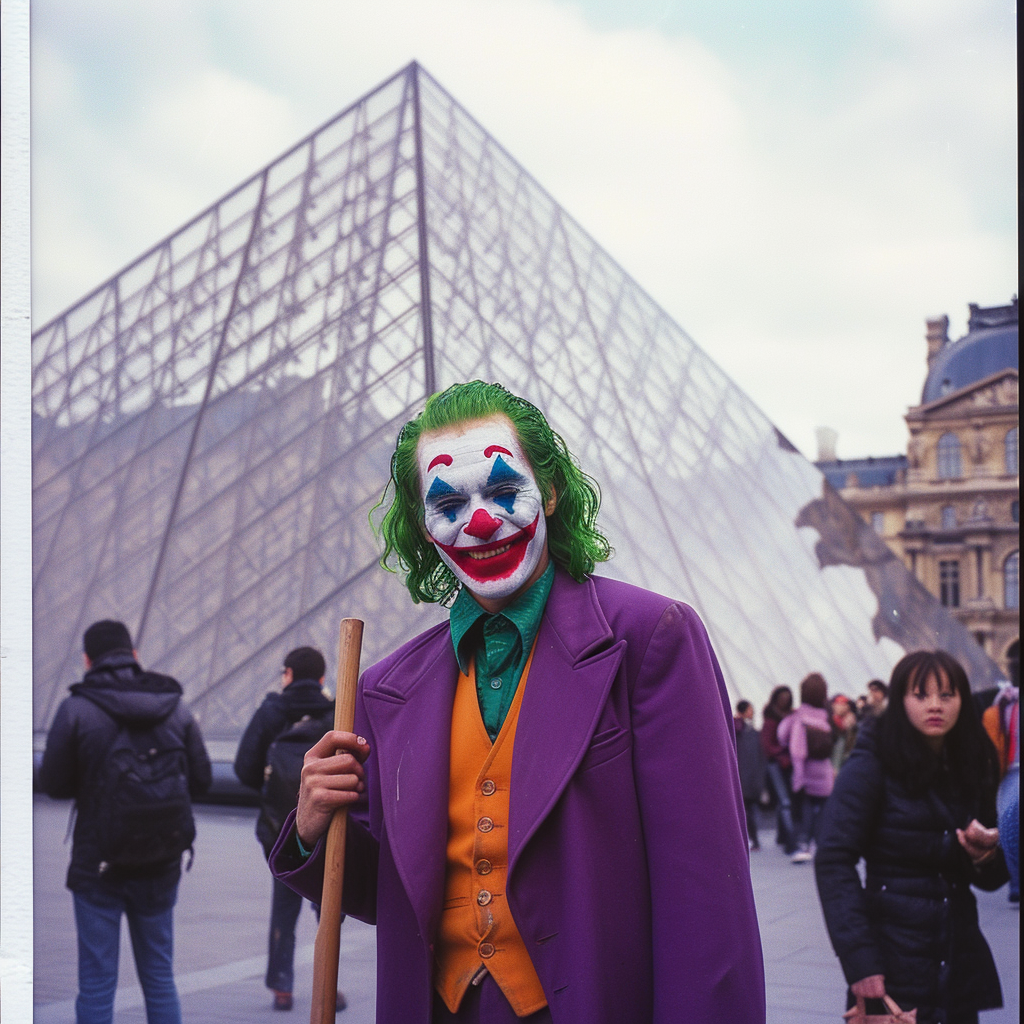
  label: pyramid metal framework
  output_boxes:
[31,63,1002,740]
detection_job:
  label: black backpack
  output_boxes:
[804,722,836,761]
[256,710,335,857]
[92,712,196,874]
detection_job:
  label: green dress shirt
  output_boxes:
[449,562,555,741]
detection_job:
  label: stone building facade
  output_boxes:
[817,299,1019,685]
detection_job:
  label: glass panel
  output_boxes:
[31,65,1006,741]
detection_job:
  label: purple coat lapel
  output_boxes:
[508,570,624,873]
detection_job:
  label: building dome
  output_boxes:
[922,298,1018,404]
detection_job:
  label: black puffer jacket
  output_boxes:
[814,718,1007,1024]
[39,649,212,890]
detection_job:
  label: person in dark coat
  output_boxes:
[234,645,344,1012]
[761,685,797,854]
[815,650,1007,1024]
[40,620,211,1024]
[734,700,767,850]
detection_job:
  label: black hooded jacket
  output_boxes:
[233,679,334,792]
[814,717,1006,1022]
[40,649,212,890]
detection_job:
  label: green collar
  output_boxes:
[449,560,555,674]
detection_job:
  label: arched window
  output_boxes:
[941,505,956,530]
[1006,427,1018,475]
[1005,551,1019,610]
[936,433,962,480]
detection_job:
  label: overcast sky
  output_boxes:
[30,0,1017,459]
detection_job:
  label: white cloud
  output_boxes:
[139,68,298,182]
[873,0,1011,35]
[29,0,1017,459]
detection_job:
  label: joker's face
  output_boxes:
[417,416,551,604]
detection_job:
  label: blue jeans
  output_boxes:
[997,765,1019,899]
[72,873,181,1024]
[792,790,826,850]
[766,760,796,853]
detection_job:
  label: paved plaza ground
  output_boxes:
[33,796,1018,1023]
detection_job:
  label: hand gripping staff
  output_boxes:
[310,618,363,1024]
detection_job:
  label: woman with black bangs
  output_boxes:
[814,651,1008,1024]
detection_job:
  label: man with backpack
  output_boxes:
[39,619,211,1024]
[234,645,344,1012]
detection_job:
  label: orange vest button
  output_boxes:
[479,942,496,959]
[481,779,496,796]
[476,890,493,906]
[475,859,492,875]
[477,817,494,833]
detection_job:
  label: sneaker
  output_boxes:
[273,990,293,1011]
[791,849,813,864]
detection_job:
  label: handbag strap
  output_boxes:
[881,994,916,1022]
[843,994,916,1024]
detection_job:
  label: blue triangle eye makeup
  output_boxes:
[426,476,463,522]
[486,455,524,513]
[487,455,522,488]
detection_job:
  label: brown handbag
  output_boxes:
[843,993,917,1023]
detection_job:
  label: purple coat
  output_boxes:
[270,570,765,1023]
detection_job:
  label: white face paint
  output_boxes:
[417,416,549,603]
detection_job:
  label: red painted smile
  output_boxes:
[432,514,540,582]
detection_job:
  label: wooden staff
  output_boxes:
[310,618,364,1024]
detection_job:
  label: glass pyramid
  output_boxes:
[31,63,1002,740]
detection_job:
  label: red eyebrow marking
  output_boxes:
[483,445,513,459]
[427,454,453,472]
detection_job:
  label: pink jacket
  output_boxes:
[778,705,834,797]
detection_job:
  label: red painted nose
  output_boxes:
[464,508,503,540]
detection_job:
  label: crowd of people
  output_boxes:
[735,674,889,864]
[37,382,1017,1024]
[734,657,1019,1023]
[40,622,1020,1024]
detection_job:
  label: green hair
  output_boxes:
[373,381,611,604]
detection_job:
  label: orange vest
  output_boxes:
[433,646,547,1016]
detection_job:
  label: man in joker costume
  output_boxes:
[270,382,765,1023]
